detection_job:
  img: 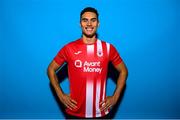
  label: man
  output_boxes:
[47,7,128,119]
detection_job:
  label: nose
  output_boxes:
[87,20,92,26]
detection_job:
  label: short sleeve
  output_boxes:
[109,44,122,66]
[54,46,67,65]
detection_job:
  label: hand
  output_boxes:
[59,94,77,110]
[99,96,117,112]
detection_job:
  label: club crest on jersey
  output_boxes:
[97,39,103,57]
[97,49,103,57]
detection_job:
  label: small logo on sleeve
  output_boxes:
[74,51,82,55]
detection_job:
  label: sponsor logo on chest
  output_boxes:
[74,60,102,74]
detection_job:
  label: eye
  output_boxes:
[91,18,97,22]
[81,18,88,22]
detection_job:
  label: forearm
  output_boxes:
[112,61,128,101]
[100,71,127,111]
[113,72,127,101]
[47,67,64,98]
[47,63,77,109]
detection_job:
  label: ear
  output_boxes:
[79,22,82,28]
[98,22,100,27]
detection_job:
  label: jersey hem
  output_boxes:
[66,110,109,118]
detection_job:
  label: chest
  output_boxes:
[66,44,109,66]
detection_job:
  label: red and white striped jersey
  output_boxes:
[54,38,122,118]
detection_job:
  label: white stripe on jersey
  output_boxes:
[86,45,94,118]
[87,45,94,55]
[97,39,103,57]
[86,81,94,118]
[106,42,110,57]
[95,81,101,117]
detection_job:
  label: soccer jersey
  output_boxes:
[54,38,122,118]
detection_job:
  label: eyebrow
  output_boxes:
[81,17,97,20]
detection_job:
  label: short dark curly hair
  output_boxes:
[80,7,99,21]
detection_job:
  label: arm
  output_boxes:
[47,60,77,110]
[112,61,128,103]
[100,61,128,111]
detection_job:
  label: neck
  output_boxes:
[82,35,97,44]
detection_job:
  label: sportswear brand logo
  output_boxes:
[74,51,82,55]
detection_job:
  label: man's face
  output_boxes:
[80,12,99,38]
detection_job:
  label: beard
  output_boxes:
[82,32,97,38]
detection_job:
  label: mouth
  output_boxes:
[85,27,94,33]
